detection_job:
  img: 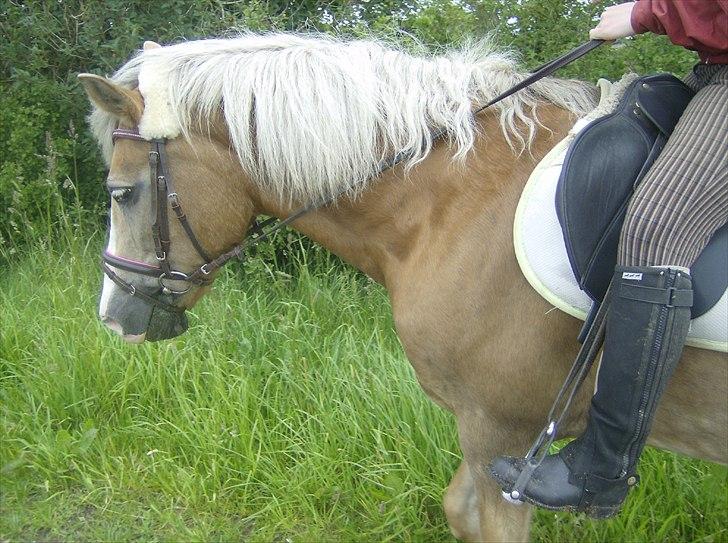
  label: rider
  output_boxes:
[490,0,728,517]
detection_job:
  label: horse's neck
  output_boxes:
[255,107,573,289]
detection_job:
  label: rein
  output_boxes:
[102,39,604,313]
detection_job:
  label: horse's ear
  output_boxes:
[77,73,143,126]
[143,40,161,50]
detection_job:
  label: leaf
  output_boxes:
[76,427,99,453]
[1,454,27,475]
[81,419,95,432]
[383,473,404,495]
[56,429,73,448]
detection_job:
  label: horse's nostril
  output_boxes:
[101,316,124,336]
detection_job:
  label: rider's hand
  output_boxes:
[590,2,637,40]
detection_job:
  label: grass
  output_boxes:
[1,229,726,542]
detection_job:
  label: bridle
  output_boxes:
[101,129,213,313]
[101,128,320,314]
[101,40,604,315]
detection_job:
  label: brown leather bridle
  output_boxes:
[101,128,212,313]
[101,128,317,314]
[100,40,604,315]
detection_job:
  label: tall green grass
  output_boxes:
[1,226,726,542]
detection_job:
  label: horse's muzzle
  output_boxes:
[100,283,188,342]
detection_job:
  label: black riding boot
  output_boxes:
[489,266,693,518]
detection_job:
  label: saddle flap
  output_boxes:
[691,224,728,314]
[512,122,728,351]
[552,73,725,318]
[556,74,666,299]
[637,74,697,136]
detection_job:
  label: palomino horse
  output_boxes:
[79,34,727,542]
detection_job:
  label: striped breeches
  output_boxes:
[618,64,728,268]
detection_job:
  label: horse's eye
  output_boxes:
[111,187,133,203]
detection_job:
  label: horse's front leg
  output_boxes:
[450,413,536,542]
[445,460,533,542]
[444,461,481,541]
[472,463,533,542]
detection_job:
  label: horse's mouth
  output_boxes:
[122,331,147,344]
[102,317,148,343]
[146,309,189,341]
[100,305,188,343]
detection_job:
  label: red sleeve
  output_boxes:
[630,0,728,56]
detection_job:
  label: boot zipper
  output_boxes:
[621,270,676,475]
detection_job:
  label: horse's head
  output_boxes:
[79,71,256,343]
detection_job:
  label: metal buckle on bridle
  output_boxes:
[158,270,193,295]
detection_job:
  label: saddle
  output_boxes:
[555,73,728,318]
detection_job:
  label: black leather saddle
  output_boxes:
[555,73,727,318]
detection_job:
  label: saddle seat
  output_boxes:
[514,74,728,352]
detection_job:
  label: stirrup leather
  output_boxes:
[507,282,614,501]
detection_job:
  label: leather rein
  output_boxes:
[101,39,604,314]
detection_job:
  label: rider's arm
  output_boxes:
[590,1,728,63]
[630,0,728,62]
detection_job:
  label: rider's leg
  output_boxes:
[489,65,728,518]
[619,68,728,269]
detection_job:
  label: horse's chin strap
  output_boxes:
[508,282,614,501]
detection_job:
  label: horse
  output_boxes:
[78,33,727,542]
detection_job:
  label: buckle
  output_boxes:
[666,286,677,307]
[158,270,192,295]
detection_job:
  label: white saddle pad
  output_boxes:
[513,85,728,353]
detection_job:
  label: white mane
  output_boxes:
[91,32,596,203]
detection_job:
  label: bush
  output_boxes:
[0,0,696,257]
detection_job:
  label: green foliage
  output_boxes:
[398,0,695,79]
[1,0,697,258]
[0,83,102,253]
[1,240,726,541]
